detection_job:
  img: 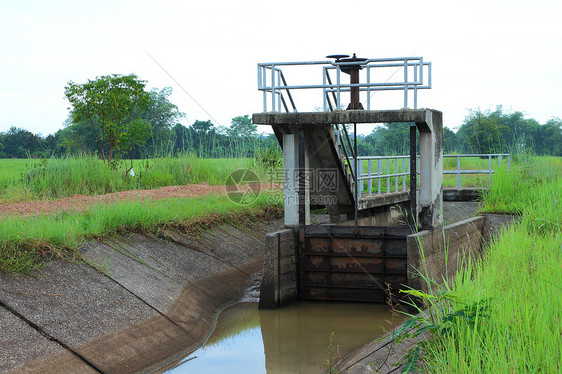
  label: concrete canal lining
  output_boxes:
[0,219,283,374]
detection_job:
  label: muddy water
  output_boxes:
[162,302,406,374]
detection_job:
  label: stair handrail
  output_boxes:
[279,71,297,112]
[259,65,297,113]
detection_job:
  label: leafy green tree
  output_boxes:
[172,123,191,154]
[229,115,257,138]
[362,122,413,156]
[141,87,184,157]
[226,115,259,157]
[65,74,151,161]
[443,127,458,153]
[459,109,506,154]
[536,118,562,156]
[0,127,46,158]
[57,116,100,155]
[192,120,213,133]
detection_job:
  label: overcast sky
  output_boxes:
[1,0,561,137]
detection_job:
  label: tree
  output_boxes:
[443,127,458,153]
[227,115,259,157]
[140,87,185,157]
[57,116,100,155]
[192,120,213,133]
[536,118,562,156]
[65,74,151,162]
[229,115,257,138]
[458,109,506,154]
[0,127,46,158]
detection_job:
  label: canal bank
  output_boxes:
[336,212,519,373]
[0,202,515,373]
[0,217,284,373]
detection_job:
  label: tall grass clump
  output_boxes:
[391,156,561,373]
[424,225,562,373]
[481,156,561,215]
[1,154,269,202]
[22,155,130,198]
[144,155,252,187]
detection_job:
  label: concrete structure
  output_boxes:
[253,109,444,230]
[260,213,485,309]
[407,216,484,292]
[259,229,298,308]
[254,108,448,308]
[254,56,454,307]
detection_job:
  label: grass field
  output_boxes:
[1,154,517,202]
[398,156,562,373]
[0,155,264,203]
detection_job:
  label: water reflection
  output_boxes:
[165,302,404,374]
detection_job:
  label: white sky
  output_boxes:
[1,0,561,136]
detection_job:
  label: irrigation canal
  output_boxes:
[157,301,406,374]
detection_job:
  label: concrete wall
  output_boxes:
[260,213,485,308]
[407,216,484,292]
[259,229,298,309]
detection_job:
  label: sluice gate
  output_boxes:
[301,225,411,302]
[254,54,449,308]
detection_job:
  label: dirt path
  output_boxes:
[0,183,280,217]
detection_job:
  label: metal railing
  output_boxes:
[349,154,511,198]
[257,57,432,113]
[444,154,511,187]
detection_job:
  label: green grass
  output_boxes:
[0,155,266,203]
[0,159,41,184]
[426,226,562,373]
[396,156,562,373]
[481,156,562,215]
[0,193,283,274]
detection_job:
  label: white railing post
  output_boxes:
[394,158,399,192]
[271,65,276,112]
[386,159,390,193]
[457,155,461,188]
[403,60,408,108]
[358,160,363,198]
[322,67,327,112]
[378,159,382,194]
[367,67,371,110]
[488,155,492,186]
[402,157,406,191]
[368,159,373,196]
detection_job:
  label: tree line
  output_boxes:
[351,106,562,156]
[0,74,278,160]
[0,73,560,159]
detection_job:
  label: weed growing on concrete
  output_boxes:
[320,332,341,374]
[86,257,112,277]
